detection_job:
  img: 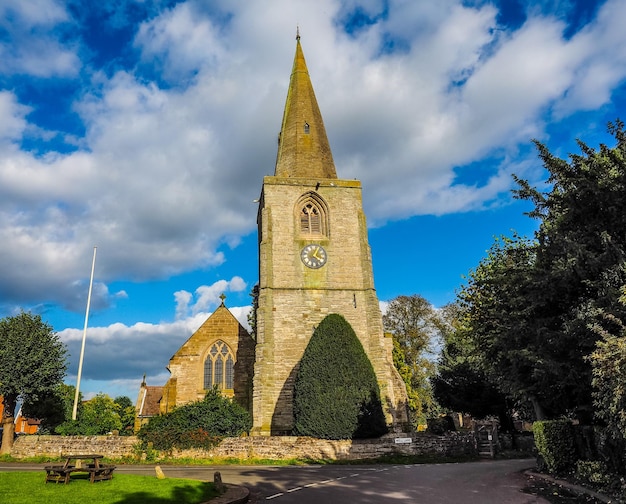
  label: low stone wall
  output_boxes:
[11,435,138,459]
[11,432,477,461]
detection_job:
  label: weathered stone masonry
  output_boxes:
[252,36,409,435]
[11,433,477,461]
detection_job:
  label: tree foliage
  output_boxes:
[383,295,443,425]
[533,420,576,474]
[588,291,626,441]
[248,284,259,340]
[54,393,136,435]
[22,383,77,433]
[0,311,67,452]
[138,388,251,450]
[114,396,137,434]
[293,314,387,439]
[455,235,555,417]
[454,121,626,422]
[514,120,626,418]
[433,302,513,426]
[433,301,537,433]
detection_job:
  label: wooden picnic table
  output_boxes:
[44,454,116,484]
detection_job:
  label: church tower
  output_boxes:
[253,33,408,435]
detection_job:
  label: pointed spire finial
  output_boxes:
[274,29,337,179]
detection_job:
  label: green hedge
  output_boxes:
[293,313,388,439]
[533,420,576,474]
[138,388,251,450]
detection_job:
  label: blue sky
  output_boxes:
[1,0,625,401]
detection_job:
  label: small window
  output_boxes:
[304,122,310,134]
[203,340,235,390]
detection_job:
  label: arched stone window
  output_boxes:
[203,340,235,390]
[296,192,329,237]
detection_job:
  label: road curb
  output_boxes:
[525,470,614,503]
[205,483,249,504]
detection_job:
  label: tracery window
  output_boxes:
[296,192,329,237]
[301,203,321,234]
[203,340,235,390]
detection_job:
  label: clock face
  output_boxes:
[300,244,327,269]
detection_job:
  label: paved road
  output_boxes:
[1,458,548,503]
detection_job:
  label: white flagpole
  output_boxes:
[72,246,97,421]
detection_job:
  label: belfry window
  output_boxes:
[296,192,329,237]
[203,340,235,390]
[301,203,321,234]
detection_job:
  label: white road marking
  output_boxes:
[264,466,404,500]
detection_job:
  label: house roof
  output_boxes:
[274,32,337,180]
[137,385,163,417]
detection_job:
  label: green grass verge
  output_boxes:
[0,472,220,504]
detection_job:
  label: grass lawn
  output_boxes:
[0,472,220,504]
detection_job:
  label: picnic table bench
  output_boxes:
[45,454,116,484]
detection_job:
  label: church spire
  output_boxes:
[274,33,337,179]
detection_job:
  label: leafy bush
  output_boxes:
[293,313,388,439]
[533,420,576,474]
[426,416,456,434]
[55,393,123,435]
[575,460,612,486]
[138,388,251,450]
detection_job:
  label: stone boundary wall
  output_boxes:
[10,435,138,459]
[11,433,476,461]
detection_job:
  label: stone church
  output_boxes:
[136,34,409,435]
[134,298,256,432]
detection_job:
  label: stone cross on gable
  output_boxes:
[219,293,226,305]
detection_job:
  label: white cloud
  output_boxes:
[135,1,226,82]
[0,0,68,26]
[174,290,193,320]
[59,300,252,399]
[0,92,30,141]
[554,0,626,115]
[0,0,79,78]
[1,0,626,313]
[175,277,248,318]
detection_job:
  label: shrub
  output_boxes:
[426,415,456,434]
[293,313,388,439]
[533,419,576,474]
[575,460,612,486]
[55,393,122,435]
[138,388,251,450]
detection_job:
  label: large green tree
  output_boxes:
[433,302,522,431]
[457,121,626,422]
[22,383,77,433]
[455,235,554,418]
[0,312,67,453]
[55,393,135,435]
[383,295,443,425]
[114,396,136,435]
[515,121,626,420]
